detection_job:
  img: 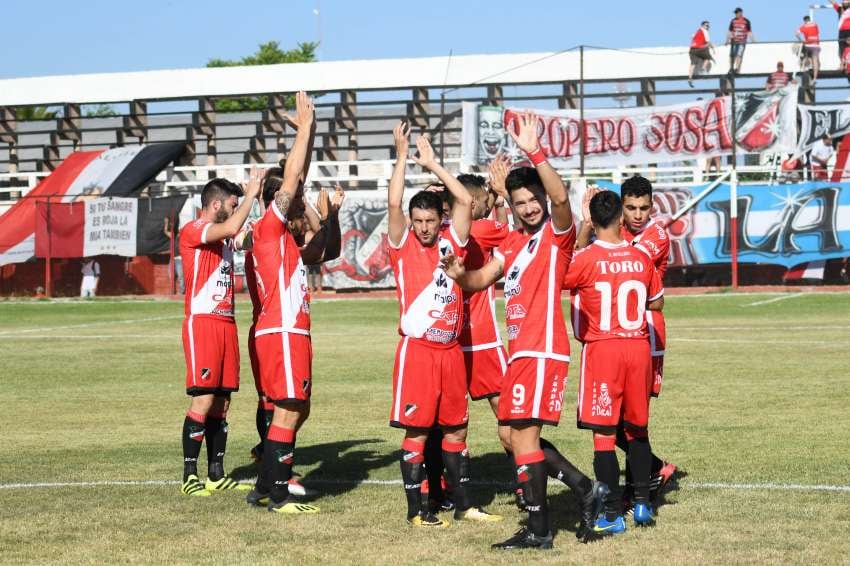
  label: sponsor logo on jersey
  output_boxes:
[592,382,613,417]
[507,324,520,340]
[428,310,459,324]
[426,328,456,343]
[506,304,527,320]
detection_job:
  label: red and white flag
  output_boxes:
[783,260,826,281]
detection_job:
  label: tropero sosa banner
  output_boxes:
[462,85,798,168]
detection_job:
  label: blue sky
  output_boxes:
[2,0,842,79]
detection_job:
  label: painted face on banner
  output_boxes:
[478,105,506,163]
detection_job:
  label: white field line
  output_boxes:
[671,325,850,331]
[673,338,841,345]
[0,315,183,336]
[1,478,849,493]
[742,293,805,307]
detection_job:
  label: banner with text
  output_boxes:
[597,181,850,269]
[462,86,798,168]
[83,198,137,256]
[797,103,850,153]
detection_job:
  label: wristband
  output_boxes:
[527,148,547,167]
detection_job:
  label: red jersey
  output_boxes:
[493,221,575,363]
[729,16,752,43]
[244,251,262,322]
[691,28,709,49]
[564,240,663,343]
[388,225,466,347]
[767,72,791,89]
[834,3,850,31]
[621,218,670,280]
[251,202,311,337]
[179,218,235,319]
[798,22,820,45]
[459,219,509,351]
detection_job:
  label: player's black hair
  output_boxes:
[505,166,546,204]
[457,173,487,193]
[803,15,811,22]
[409,190,444,217]
[589,190,623,229]
[262,166,285,206]
[620,175,653,201]
[201,178,244,208]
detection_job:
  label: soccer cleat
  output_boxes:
[577,481,609,541]
[181,474,211,497]
[593,515,626,535]
[205,475,251,492]
[454,507,503,522]
[245,487,270,507]
[650,461,677,501]
[633,502,655,526]
[407,512,448,528]
[428,495,455,514]
[268,500,320,514]
[491,528,554,550]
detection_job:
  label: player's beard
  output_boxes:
[214,207,230,223]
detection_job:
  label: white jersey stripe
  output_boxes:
[578,345,587,422]
[532,358,545,419]
[545,245,556,354]
[393,337,410,422]
[282,331,295,398]
[188,315,197,387]
[496,346,507,376]
[572,294,581,339]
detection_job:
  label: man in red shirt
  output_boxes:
[564,190,664,533]
[796,15,821,83]
[831,1,850,60]
[387,121,500,527]
[688,21,715,87]
[178,173,260,497]
[727,7,755,75]
[246,91,322,514]
[442,111,604,549]
[766,61,794,91]
[843,39,850,89]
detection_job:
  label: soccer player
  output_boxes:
[577,178,676,506]
[387,120,500,527]
[564,190,664,533]
[246,91,321,514]
[178,172,261,496]
[441,111,604,550]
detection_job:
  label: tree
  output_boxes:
[84,104,119,118]
[207,41,318,112]
[15,106,59,121]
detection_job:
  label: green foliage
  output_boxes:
[14,106,60,121]
[206,41,318,112]
[84,104,119,118]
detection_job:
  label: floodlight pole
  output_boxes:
[729,73,739,290]
[579,45,586,177]
[439,91,446,166]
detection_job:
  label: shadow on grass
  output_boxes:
[229,438,399,499]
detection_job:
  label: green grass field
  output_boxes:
[1,292,849,565]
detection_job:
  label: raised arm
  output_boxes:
[388,121,410,247]
[412,135,473,243]
[322,185,345,261]
[205,166,262,242]
[575,185,600,249]
[488,153,514,225]
[509,110,573,232]
[440,254,504,292]
[278,91,315,214]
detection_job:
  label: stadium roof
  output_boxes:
[1,41,836,106]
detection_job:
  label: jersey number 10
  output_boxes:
[593,281,647,332]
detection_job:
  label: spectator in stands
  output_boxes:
[796,15,821,83]
[80,257,100,297]
[810,134,834,180]
[765,62,795,91]
[843,39,850,93]
[727,7,755,75]
[830,1,850,61]
[688,21,715,87]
